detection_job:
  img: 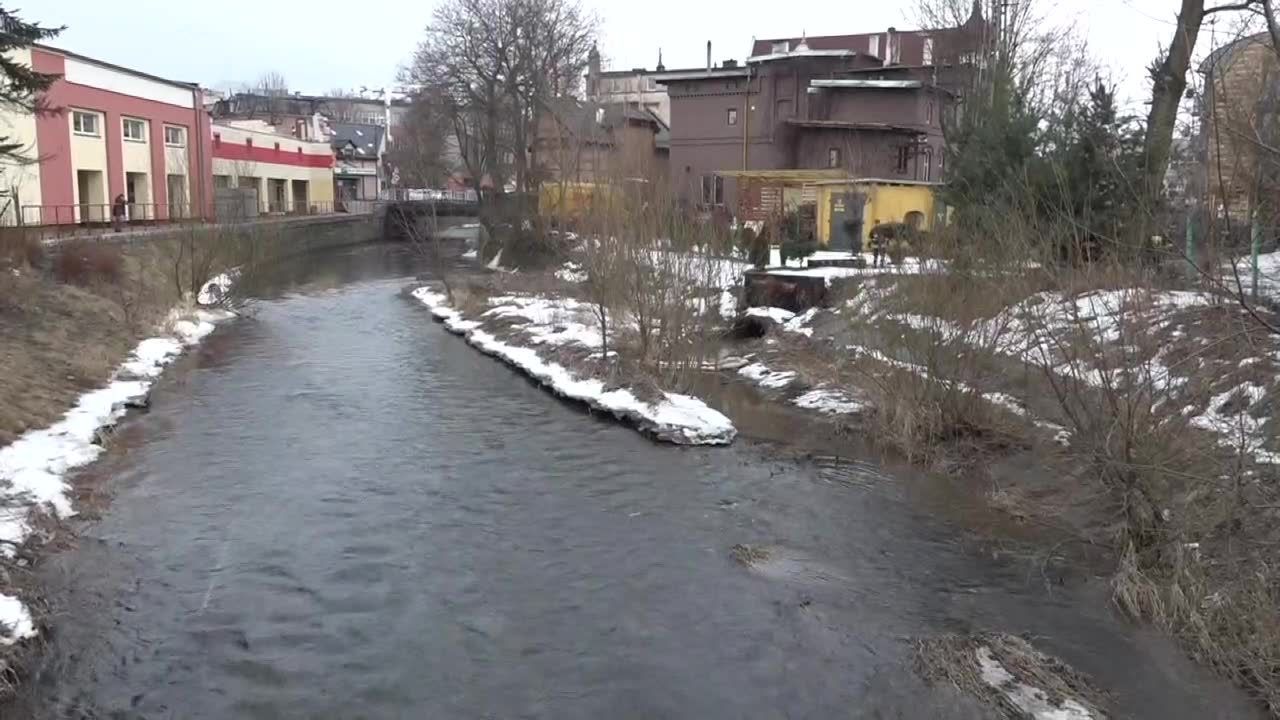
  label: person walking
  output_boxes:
[111,193,127,232]
[869,222,885,268]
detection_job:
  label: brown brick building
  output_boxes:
[659,4,990,214]
[1199,32,1280,223]
[532,99,667,184]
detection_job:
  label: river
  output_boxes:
[9,244,1260,719]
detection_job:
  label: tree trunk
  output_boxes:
[1142,0,1206,221]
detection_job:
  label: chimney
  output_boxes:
[706,41,712,72]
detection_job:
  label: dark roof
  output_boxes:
[329,123,384,159]
[543,98,661,143]
[785,119,928,134]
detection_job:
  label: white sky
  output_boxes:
[33,0,1235,109]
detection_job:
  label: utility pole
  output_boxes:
[742,65,751,171]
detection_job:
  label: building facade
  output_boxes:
[586,45,676,125]
[4,44,213,226]
[211,120,334,216]
[1198,32,1279,224]
[659,7,988,228]
[533,100,665,184]
[329,123,386,209]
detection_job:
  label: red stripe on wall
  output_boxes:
[213,141,334,168]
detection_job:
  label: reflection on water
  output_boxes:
[10,244,1261,719]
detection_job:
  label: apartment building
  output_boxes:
[3,44,213,225]
[211,120,335,216]
[657,4,989,245]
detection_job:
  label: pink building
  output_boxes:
[16,45,214,225]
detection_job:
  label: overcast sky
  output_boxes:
[32,1,1243,109]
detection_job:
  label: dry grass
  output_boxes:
[0,258,176,446]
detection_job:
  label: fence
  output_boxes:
[11,200,363,241]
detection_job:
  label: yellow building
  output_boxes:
[211,120,335,215]
[717,169,944,250]
[815,178,943,248]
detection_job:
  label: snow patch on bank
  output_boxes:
[976,646,1095,720]
[0,595,34,647]
[738,362,798,389]
[410,288,735,445]
[555,261,588,283]
[792,389,865,415]
[1190,383,1280,464]
[0,307,233,646]
[197,271,239,306]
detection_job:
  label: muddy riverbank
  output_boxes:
[2,244,1263,718]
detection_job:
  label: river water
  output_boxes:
[10,245,1260,719]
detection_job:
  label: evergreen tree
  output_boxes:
[0,7,62,162]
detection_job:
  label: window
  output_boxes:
[828,147,842,168]
[923,37,935,65]
[701,174,724,206]
[869,35,880,58]
[123,117,146,142]
[927,100,935,124]
[727,108,739,126]
[72,110,100,136]
[164,125,185,147]
[896,146,911,173]
[771,40,790,54]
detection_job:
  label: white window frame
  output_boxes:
[869,35,880,58]
[923,37,934,65]
[164,125,186,147]
[771,40,789,54]
[727,108,739,126]
[122,117,147,143]
[72,110,100,137]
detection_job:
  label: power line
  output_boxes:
[1118,0,1181,28]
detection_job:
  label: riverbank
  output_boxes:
[0,237,242,699]
[432,243,1280,717]
[408,285,735,445]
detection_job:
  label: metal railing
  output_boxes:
[396,188,479,203]
[13,201,359,240]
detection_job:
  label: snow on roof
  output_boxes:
[810,79,923,89]
[747,49,858,64]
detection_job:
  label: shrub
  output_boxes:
[0,234,44,270]
[53,240,122,286]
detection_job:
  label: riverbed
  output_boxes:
[8,244,1260,719]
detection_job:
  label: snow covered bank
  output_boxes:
[976,646,1096,720]
[410,287,736,445]
[0,307,233,646]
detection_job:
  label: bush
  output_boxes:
[736,226,769,268]
[53,240,122,286]
[0,234,44,270]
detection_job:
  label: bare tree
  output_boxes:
[1142,1,1277,219]
[406,0,597,199]
[386,91,453,188]
[250,71,290,125]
